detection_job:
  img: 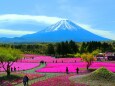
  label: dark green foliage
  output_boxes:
[0,41,114,57]
[55,40,79,57]
[80,42,87,53]
[56,43,61,55]
[80,41,114,53]
[69,40,79,54]
[46,44,55,55]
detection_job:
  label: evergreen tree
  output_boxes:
[56,43,61,56]
[80,42,86,53]
[64,41,70,54]
[47,44,55,56]
[69,40,78,54]
[60,42,66,56]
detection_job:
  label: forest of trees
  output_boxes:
[0,40,114,58]
[47,40,79,57]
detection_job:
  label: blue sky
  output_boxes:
[0,0,115,40]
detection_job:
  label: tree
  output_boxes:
[80,42,87,53]
[47,44,55,56]
[92,49,101,57]
[56,43,61,56]
[69,40,78,54]
[60,42,66,56]
[74,53,81,57]
[0,47,23,77]
[81,53,95,70]
[64,41,70,54]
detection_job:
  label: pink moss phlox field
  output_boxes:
[90,62,115,72]
[36,63,87,73]
[32,74,88,86]
[18,55,55,63]
[54,58,82,63]
[18,54,82,63]
[0,62,39,71]
[36,62,115,73]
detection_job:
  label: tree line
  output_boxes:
[80,41,114,53]
[0,41,114,57]
[47,40,79,57]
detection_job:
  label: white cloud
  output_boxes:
[77,23,115,40]
[0,14,62,37]
[0,14,63,24]
[0,14,64,37]
[0,29,35,37]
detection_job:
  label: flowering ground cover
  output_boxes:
[0,72,44,86]
[54,58,82,63]
[18,55,56,63]
[0,54,113,86]
[0,62,39,71]
[36,62,115,73]
[18,54,82,63]
[36,63,87,73]
[90,62,115,72]
[32,74,89,86]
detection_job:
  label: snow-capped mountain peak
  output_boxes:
[0,19,110,42]
[41,20,79,32]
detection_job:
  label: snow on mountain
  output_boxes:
[40,20,79,32]
[21,20,109,42]
[0,20,110,43]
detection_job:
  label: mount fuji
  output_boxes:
[0,20,110,42]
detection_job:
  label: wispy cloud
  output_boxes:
[0,14,64,37]
[0,29,35,37]
[0,14,63,24]
[77,23,115,40]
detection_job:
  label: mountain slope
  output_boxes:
[0,20,110,42]
[22,20,109,42]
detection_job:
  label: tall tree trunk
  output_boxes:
[87,63,90,70]
[7,63,11,77]
[87,64,89,70]
[7,70,10,77]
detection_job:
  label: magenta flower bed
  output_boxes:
[54,58,81,63]
[0,62,39,71]
[90,62,115,72]
[18,54,81,63]
[36,62,115,73]
[18,55,56,63]
[32,74,88,86]
[36,63,86,73]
